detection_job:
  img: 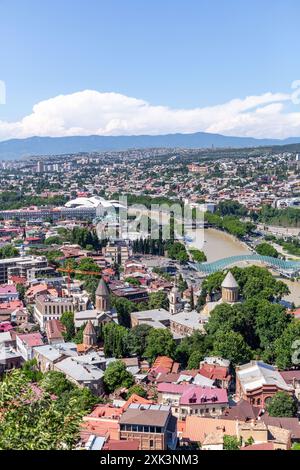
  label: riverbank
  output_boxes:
[186,227,252,262]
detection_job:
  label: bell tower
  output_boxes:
[95,278,110,312]
[168,281,182,314]
[83,320,97,347]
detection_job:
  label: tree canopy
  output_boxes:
[266,392,297,417]
[103,360,134,393]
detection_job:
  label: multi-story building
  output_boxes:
[119,404,177,450]
[4,256,48,283]
[16,333,44,361]
[157,383,228,420]
[34,294,75,330]
[0,256,47,284]
[236,361,294,408]
[103,243,130,266]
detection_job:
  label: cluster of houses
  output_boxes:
[74,354,300,451]
[0,228,300,451]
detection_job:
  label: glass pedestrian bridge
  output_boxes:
[195,254,300,276]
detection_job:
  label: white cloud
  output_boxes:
[0,88,299,141]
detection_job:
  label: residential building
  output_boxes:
[119,404,177,450]
[157,383,228,419]
[34,294,75,329]
[16,332,44,361]
[54,355,105,394]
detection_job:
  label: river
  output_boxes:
[186,227,251,262]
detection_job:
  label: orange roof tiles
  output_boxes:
[183,416,237,443]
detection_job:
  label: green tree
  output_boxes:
[103,360,134,393]
[60,311,75,341]
[126,385,147,399]
[144,329,176,363]
[0,369,93,450]
[223,435,241,450]
[127,324,153,357]
[189,249,207,263]
[187,351,203,370]
[266,392,297,417]
[274,320,300,369]
[0,244,19,259]
[212,331,253,366]
[256,242,279,258]
[103,322,129,357]
[124,277,141,286]
[16,283,26,301]
[21,359,43,382]
[148,291,169,310]
[40,371,73,395]
[110,296,136,328]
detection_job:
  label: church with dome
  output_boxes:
[74,277,117,329]
[202,270,240,316]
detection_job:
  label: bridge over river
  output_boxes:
[195,254,300,276]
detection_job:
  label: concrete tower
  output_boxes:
[221,271,239,303]
[83,320,97,347]
[95,278,110,312]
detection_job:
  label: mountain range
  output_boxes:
[0,132,300,159]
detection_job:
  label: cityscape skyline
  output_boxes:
[1,0,300,141]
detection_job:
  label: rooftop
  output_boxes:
[236,361,293,393]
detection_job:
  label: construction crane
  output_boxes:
[57,267,102,292]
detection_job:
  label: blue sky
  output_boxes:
[0,0,300,139]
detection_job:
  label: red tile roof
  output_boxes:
[17,332,43,347]
[103,440,140,450]
[241,443,275,451]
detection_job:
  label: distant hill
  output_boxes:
[0,132,300,159]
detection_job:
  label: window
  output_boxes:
[149,439,154,448]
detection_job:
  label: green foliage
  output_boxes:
[266,392,297,417]
[187,351,203,370]
[45,249,64,267]
[257,205,300,228]
[44,236,64,246]
[103,360,134,393]
[148,291,169,310]
[223,435,241,450]
[166,241,189,263]
[70,226,101,250]
[127,324,153,357]
[200,266,289,305]
[205,211,255,239]
[256,242,279,258]
[0,244,19,259]
[0,369,96,450]
[21,359,43,382]
[110,295,136,328]
[274,320,300,369]
[0,191,67,211]
[126,385,147,399]
[144,328,176,363]
[124,277,141,286]
[189,249,207,262]
[103,322,129,357]
[217,200,247,218]
[16,283,26,300]
[60,311,75,342]
[212,331,253,366]
[40,371,73,395]
[175,331,213,368]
